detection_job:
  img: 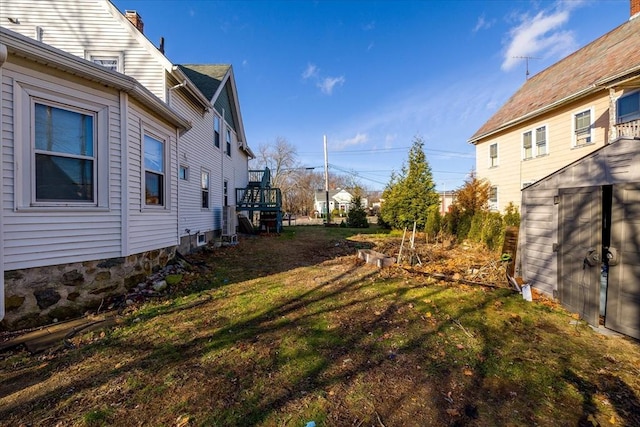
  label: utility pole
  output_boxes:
[324,135,330,223]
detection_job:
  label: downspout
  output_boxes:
[0,42,7,321]
[168,82,185,248]
[120,92,130,258]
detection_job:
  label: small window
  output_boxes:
[87,52,123,72]
[201,170,210,209]
[197,233,206,246]
[489,186,498,211]
[34,103,96,202]
[226,129,232,156]
[489,143,498,167]
[213,116,220,148]
[223,180,229,206]
[179,165,188,180]
[617,92,640,123]
[574,110,592,146]
[522,131,533,159]
[144,134,165,206]
[535,126,547,156]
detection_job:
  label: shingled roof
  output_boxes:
[469,16,640,143]
[177,64,231,101]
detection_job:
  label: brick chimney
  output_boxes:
[125,10,144,33]
[632,0,640,18]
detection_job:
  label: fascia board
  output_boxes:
[468,85,598,144]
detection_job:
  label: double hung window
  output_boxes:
[34,103,96,202]
[144,134,165,206]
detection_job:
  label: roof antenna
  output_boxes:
[513,56,539,80]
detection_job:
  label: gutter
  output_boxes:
[0,42,6,321]
[171,65,211,111]
[468,85,598,144]
[469,65,640,145]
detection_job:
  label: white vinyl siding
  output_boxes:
[0,0,169,99]
[171,90,222,237]
[2,63,122,270]
[127,102,178,255]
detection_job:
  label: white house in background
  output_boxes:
[314,189,368,216]
[438,190,456,215]
[0,0,254,254]
[0,27,190,326]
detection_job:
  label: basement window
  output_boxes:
[197,233,206,246]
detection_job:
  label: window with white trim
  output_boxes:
[522,126,547,159]
[225,128,232,156]
[522,131,533,159]
[617,91,640,123]
[489,143,498,167]
[179,165,188,181]
[214,115,220,148]
[17,82,110,209]
[223,180,229,206]
[34,103,96,203]
[201,170,210,209]
[489,186,498,211]
[144,134,166,206]
[573,109,593,146]
[86,51,124,73]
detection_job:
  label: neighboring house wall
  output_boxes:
[470,13,640,212]
[0,28,188,328]
[475,93,610,211]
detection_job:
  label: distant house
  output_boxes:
[469,3,640,212]
[314,189,368,217]
[0,27,189,326]
[438,190,456,215]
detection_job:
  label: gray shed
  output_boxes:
[517,136,640,339]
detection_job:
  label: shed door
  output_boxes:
[606,183,640,339]
[558,187,601,326]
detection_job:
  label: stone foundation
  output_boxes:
[2,246,176,330]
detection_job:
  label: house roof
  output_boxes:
[0,27,190,131]
[178,64,230,100]
[469,15,640,143]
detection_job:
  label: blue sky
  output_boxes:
[112,0,630,191]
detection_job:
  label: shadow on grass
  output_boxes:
[1,226,639,426]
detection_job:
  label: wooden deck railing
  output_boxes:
[615,119,640,138]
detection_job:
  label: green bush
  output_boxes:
[503,202,521,227]
[424,205,441,241]
[482,212,505,250]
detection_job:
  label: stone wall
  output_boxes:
[2,246,176,330]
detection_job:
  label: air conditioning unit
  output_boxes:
[222,205,236,236]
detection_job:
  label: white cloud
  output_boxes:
[334,132,368,149]
[472,14,494,33]
[302,63,319,80]
[318,76,345,95]
[501,3,579,71]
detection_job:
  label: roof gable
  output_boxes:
[470,16,640,143]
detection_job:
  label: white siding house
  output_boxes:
[0,27,189,326]
[0,0,253,252]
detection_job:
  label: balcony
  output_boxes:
[614,119,640,139]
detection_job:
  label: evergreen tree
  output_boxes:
[380,136,439,230]
[346,195,369,228]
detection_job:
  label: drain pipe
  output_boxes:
[0,42,7,321]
